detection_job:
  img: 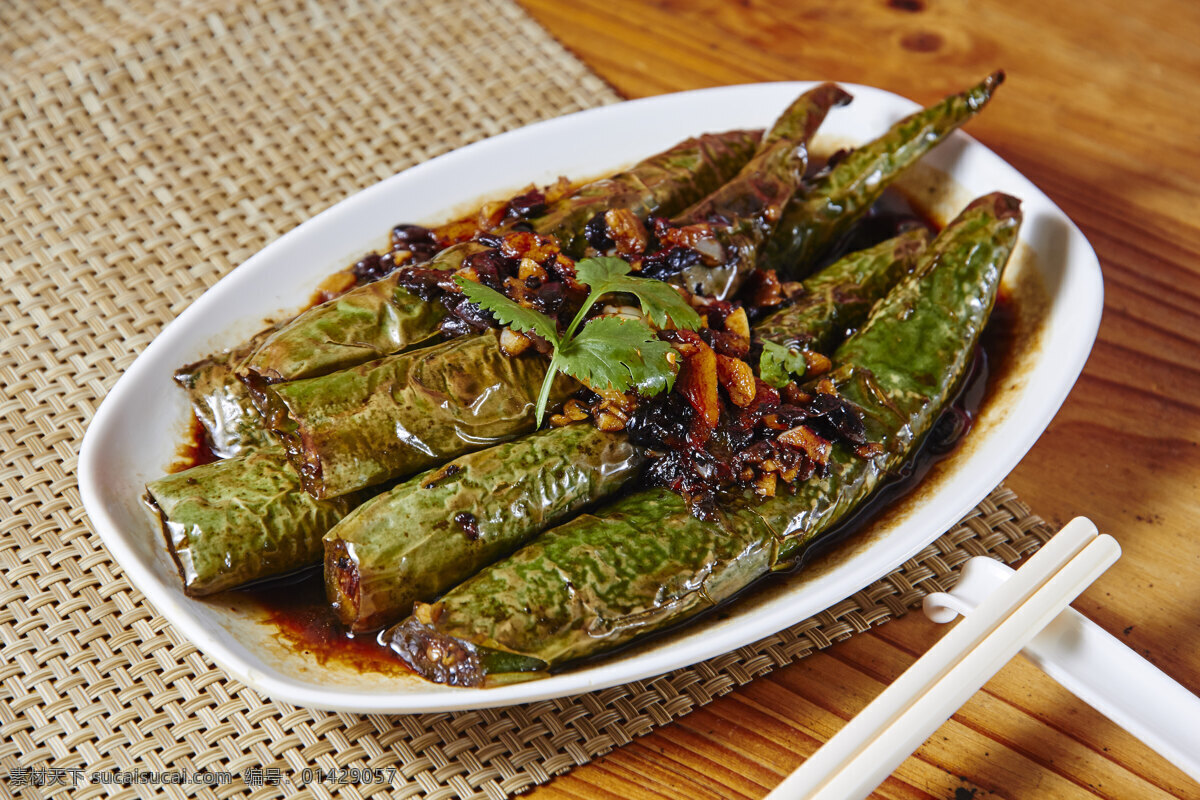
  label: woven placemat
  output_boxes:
[0,0,1054,797]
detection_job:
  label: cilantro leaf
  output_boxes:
[574,257,702,331]
[558,316,678,396]
[455,277,559,345]
[759,340,807,388]
[458,257,696,427]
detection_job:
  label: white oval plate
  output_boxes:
[79,81,1102,713]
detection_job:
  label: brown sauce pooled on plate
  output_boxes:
[168,414,220,473]
[241,568,411,675]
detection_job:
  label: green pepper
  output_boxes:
[760,72,1004,277]
[240,242,477,384]
[242,130,763,385]
[536,129,764,257]
[145,447,362,596]
[384,192,1021,685]
[771,194,1020,561]
[324,425,643,631]
[672,83,852,299]
[325,227,920,632]
[754,227,929,359]
[258,330,576,500]
[173,325,279,457]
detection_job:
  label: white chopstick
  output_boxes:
[766,518,1120,800]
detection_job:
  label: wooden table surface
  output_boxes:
[516,2,1200,798]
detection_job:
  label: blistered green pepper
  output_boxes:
[672,83,852,299]
[258,330,576,500]
[324,425,643,631]
[384,192,1021,685]
[754,227,929,356]
[145,447,362,596]
[538,129,764,257]
[760,72,1004,277]
[241,130,763,384]
[173,325,279,458]
[239,242,475,384]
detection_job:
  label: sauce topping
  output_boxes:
[176,187,1021,671]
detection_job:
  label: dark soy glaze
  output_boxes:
[559,322,1001,675]
[199,187,1018,671]
[246,306,1013,672]
[169,414,220,473]
[242,566,412,675]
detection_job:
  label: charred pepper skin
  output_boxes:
[753,227,929,354]
[240,130,762,385]
[671,84,853,300]
[384,192,1021,685]
[145,447,362,596]
[258,330,577,500]
[760,72,1004,278]
[324,425,644,632]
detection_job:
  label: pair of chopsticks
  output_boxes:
[766,518,1120,799]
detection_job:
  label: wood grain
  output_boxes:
[515,1,1200,798]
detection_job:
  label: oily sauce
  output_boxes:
[191,186,1021,673]
[168,414,220,473]
[241,566,411,675]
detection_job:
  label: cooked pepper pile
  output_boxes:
[144,73,1018,687]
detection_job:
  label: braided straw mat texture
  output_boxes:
[0,0,1054,797]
